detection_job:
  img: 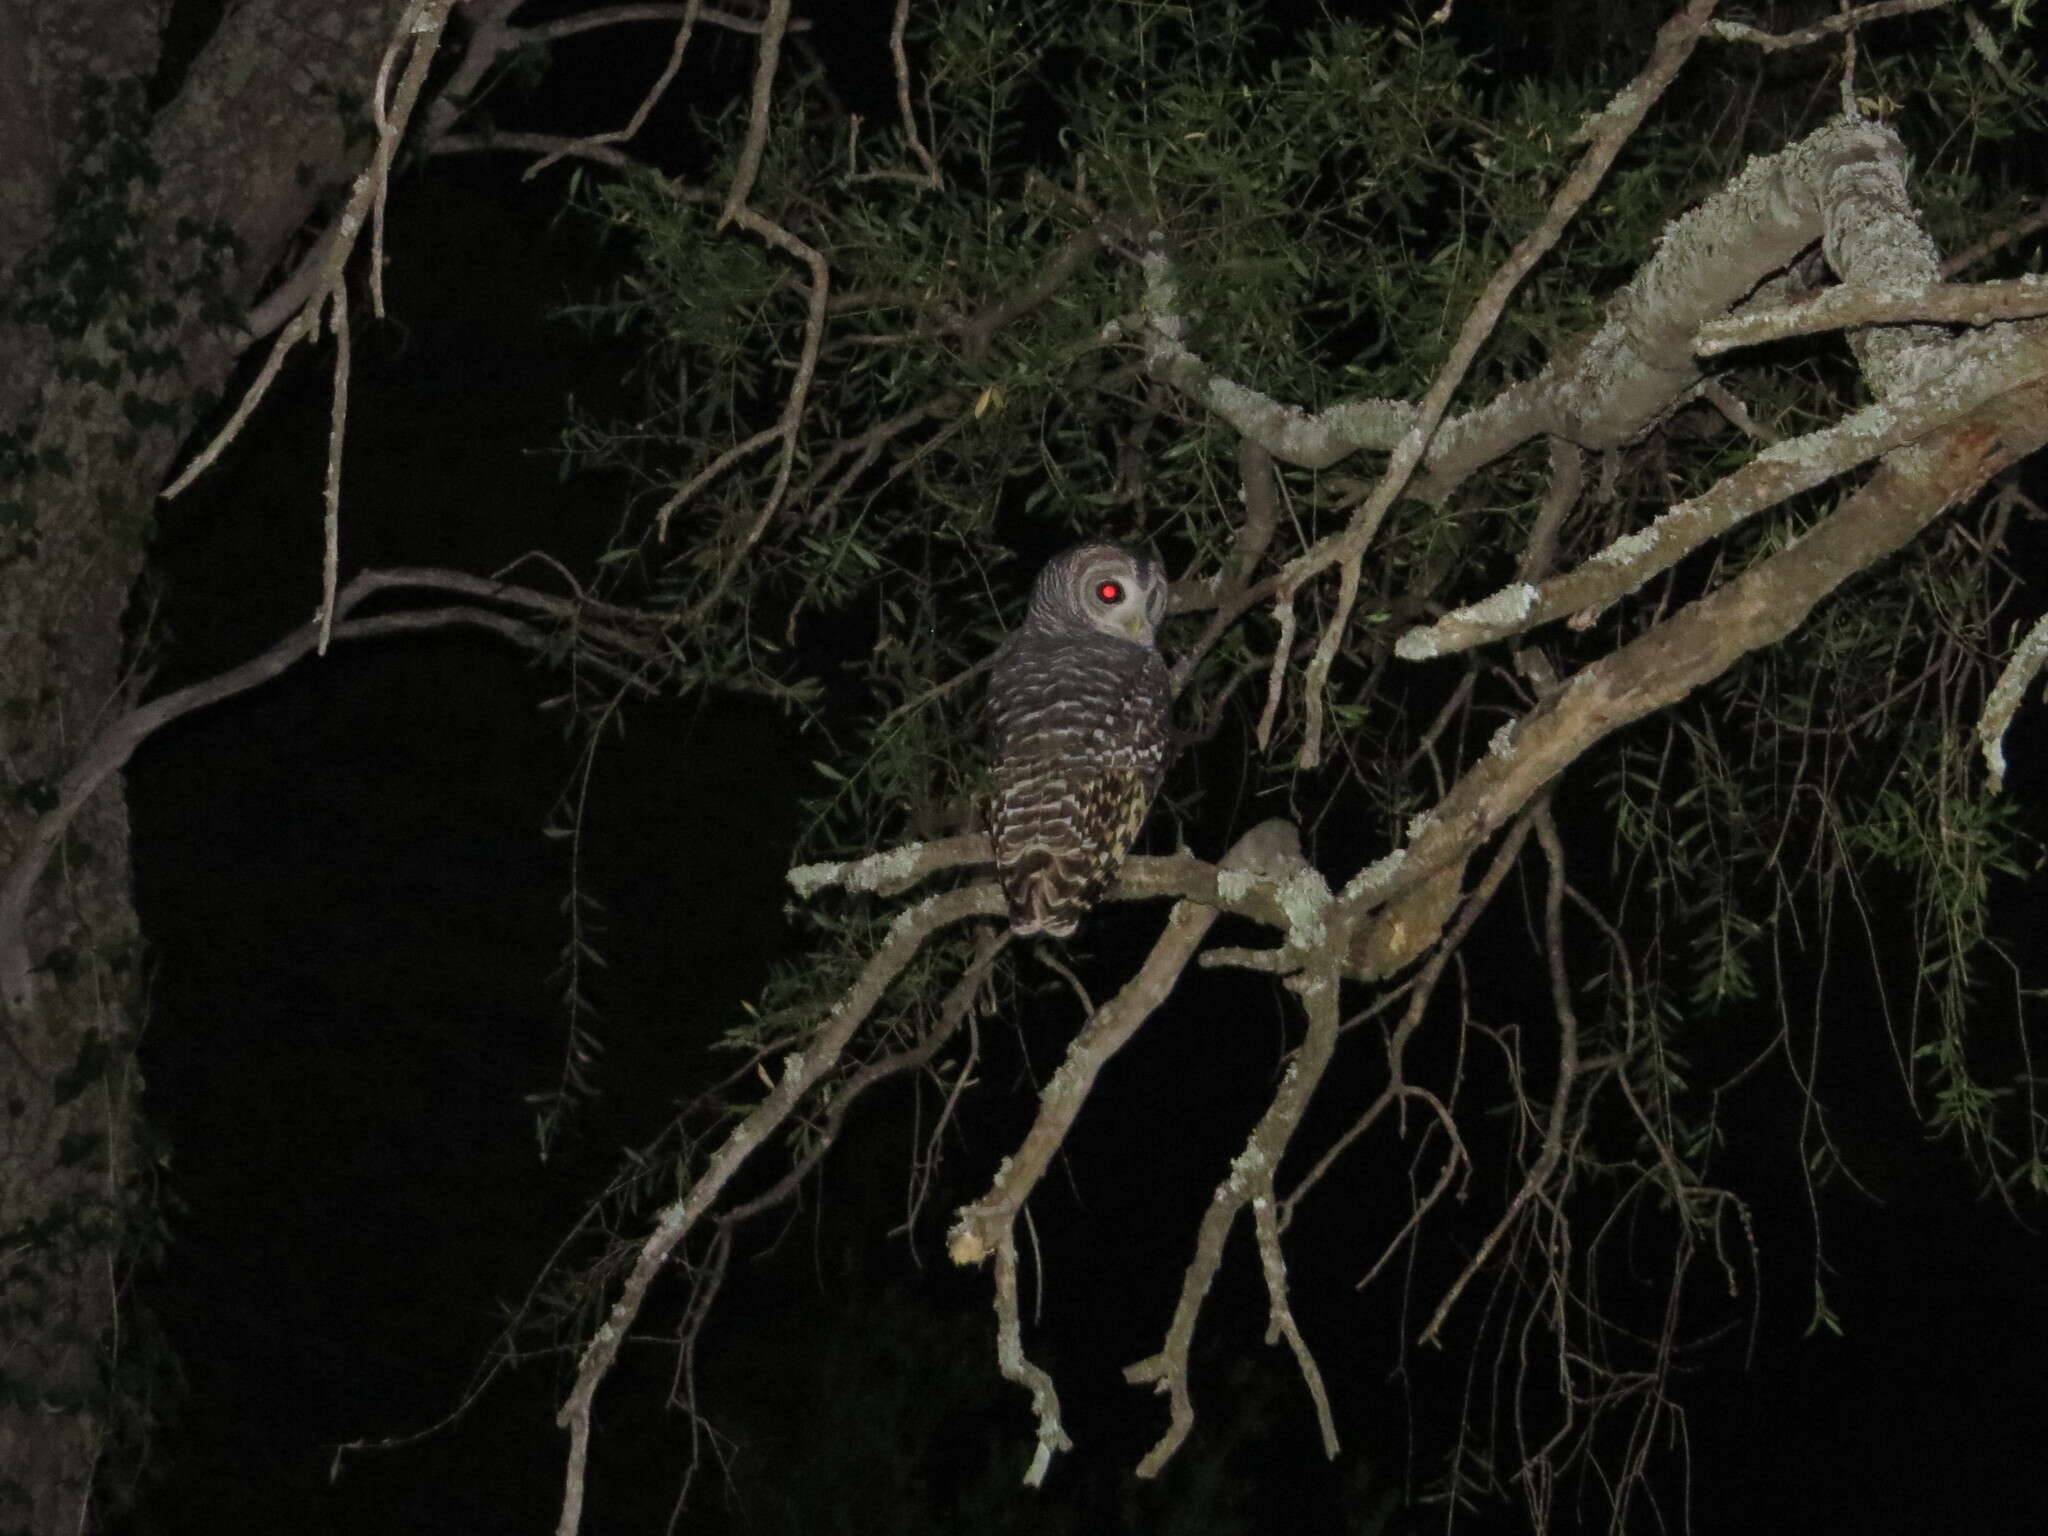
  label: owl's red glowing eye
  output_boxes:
[1096,580,1124,603]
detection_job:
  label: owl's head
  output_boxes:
[1027,542,1168,646]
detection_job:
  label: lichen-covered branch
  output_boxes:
[1339,372,2048,961]
[1413,114,1905,501]
[1698,274,2048,354]
[1708,0,1956,52]
[1979,608,2048,793]
[1134,236,1411,469]
[1398,325,2048,660]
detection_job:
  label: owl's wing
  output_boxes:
[992,763,1152,938]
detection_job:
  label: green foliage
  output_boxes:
[565,3,1655,866]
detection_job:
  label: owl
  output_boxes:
[985,542,1172,938]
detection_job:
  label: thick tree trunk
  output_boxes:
[0,4,405,1525]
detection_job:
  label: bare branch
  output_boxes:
[0,565,614,1016]
[431,130,635,170]
[170,1,454,488]
[1517,438,1584,584]
[1945,196,2048,278]
[991,1225,1070,1486]
[1252,1061,1340,1461]
[943,822,1304,1481]
[1169,435,1287,692]
[1125,955,1341,1479]
[526,1,704,179]
[1252,589,1297,753]
[552,885,1001,1536]
[718,927,1007,1227]
[318,292,351,651]
[522,4,807,44]
[887,0,941,188]
[1282,817,1535,1231]
[1419,802,1580,1345]
[1708,0,1957,51]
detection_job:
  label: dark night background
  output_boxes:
[98,6,2048,1533]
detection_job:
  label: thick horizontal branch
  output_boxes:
[790,835,1327,959]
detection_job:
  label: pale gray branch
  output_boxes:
[1399,325,2048,660]
[552,885,1001,1536]
[1709,0,1957,51]
[1699,275,2048,354]
[1979,608,2048,793]
[1339,375,2048,961]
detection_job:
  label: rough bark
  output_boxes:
[0,4,405,1526]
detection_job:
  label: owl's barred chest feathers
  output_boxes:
[984,544,1172,939]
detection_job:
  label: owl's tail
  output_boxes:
[988,768,1150,938]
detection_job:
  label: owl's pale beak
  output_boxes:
[1117,610,1148,641]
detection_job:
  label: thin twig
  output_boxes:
[165,1,454,498]
[1419,801,1580,1346]
[318,293,350,653]
[529,1,704,178]
[888,0,941,188]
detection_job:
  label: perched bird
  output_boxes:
[984,542,1171,937]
